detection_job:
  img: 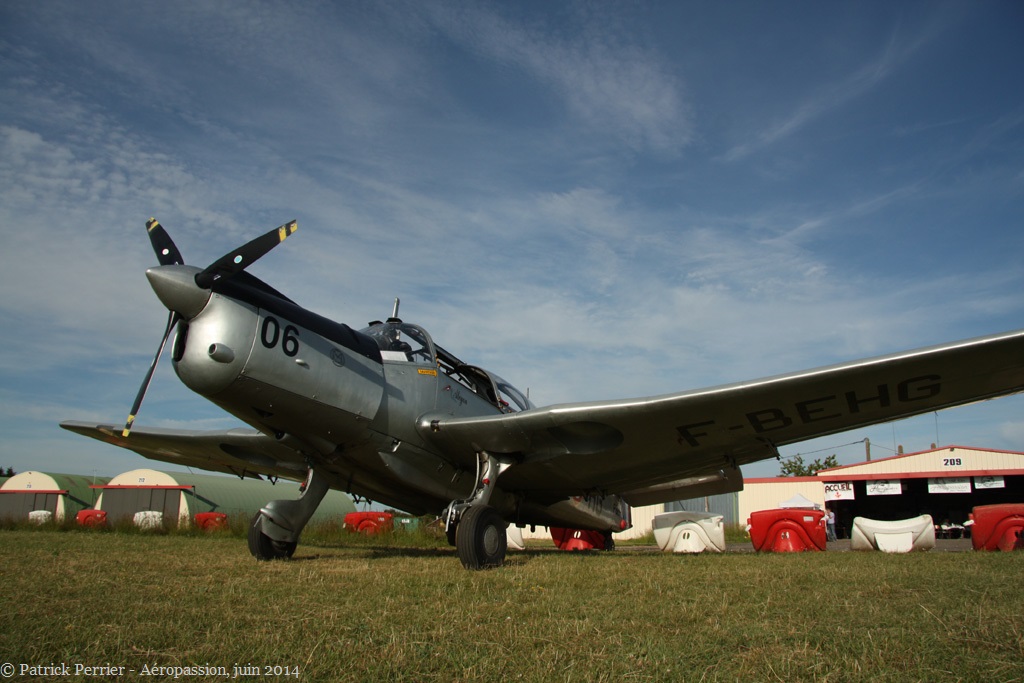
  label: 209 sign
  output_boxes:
[261,316,300,357]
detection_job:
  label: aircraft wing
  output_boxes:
[422,329,1024,506]
[59,422,308,482]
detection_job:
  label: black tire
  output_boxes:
[248,512,297,561]
[456,505,507,570]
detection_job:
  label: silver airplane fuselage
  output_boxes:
[164,267,627,533]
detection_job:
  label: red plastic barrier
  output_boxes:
[194,511,229,531]
[550,527,606,551]
[969,504,1024,552]
[748,508,826,552]
[344,511,394,535]
[76,509,107,528]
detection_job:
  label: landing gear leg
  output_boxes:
[248,468,329,561]
[443,451,512,570]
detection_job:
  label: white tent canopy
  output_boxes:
[778,493,818,509]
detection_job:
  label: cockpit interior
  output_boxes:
[363,320,533,414]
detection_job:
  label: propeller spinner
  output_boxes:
[122,218,297,436]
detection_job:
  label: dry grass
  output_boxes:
[1,528,1022,682]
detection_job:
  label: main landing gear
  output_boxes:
[248,517,297,560]
[444,452,513,570]
[248,468,329,561]
[455,505,507,569]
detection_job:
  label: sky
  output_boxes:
[1,1,1022,485]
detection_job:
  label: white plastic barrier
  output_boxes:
[652,511,726,554]
[133,510,164,530]
[28,510,53,525]
[506,526,525,551]
[851,514,935,553]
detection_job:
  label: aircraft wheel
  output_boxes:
[456,505,507,570]
[248,512,297,561]
[446,523,458,547]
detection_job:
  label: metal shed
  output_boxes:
[93,468,356,527]
[0,471,109,522]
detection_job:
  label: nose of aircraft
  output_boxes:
[145,265,211,319]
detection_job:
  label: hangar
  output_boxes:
[0,471,110,522]
[669,445,1022,539]
[92,468,356,527]
[815,445,1023,539]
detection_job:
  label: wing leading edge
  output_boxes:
[420,329,1024,505]
[59,422,307,482]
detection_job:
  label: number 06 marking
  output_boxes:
[261,316,300,357]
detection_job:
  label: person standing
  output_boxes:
[826,508,837,541]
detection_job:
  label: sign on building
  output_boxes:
[974,476,1005,489]
[824,481,855,500]
[866,480,901,496]
[928,477,971,494]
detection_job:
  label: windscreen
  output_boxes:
[361,322,436,365]
[493,374,535,412]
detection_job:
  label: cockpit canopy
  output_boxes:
[363,320,435,364]
[361,320,534,413]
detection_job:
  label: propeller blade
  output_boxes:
[122,310,180,437]
[146,217,185,266]
[194,220,297,289]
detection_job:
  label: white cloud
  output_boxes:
[424,3,693,155]
[721,16,946,162]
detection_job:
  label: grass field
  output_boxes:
[1,527,1022,682]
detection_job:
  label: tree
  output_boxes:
[778,454,838,477]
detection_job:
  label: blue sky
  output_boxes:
[1,1,1022,482]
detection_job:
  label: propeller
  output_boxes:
[122,217,297,437]
[194,220,297,288]
[122,310,180,437]
[146,218,185,266]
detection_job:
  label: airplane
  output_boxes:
[61,219,1024,569]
